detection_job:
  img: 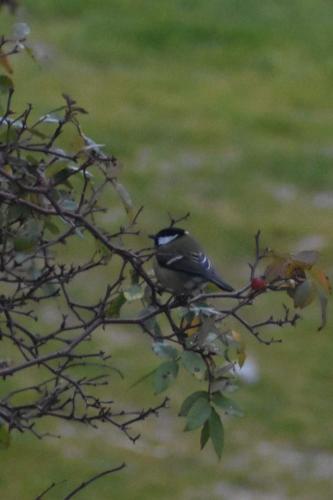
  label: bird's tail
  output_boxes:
[210,274,234,292]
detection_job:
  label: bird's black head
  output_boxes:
[149,227,187,247]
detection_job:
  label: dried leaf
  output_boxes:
[237,349,246,368]
[310,267,332,295]
[264,254,289,282]
[0,49,13,74]
[112,180,134,220]
[292,278,317,309]
[264,250,318,283]
[317,288,329,331]
[181,313,201,336]
[292,250,319,268]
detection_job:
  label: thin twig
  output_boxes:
[63,463,126,500]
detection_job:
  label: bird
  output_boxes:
[149,227,234,295]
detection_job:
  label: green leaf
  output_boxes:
[107,292,126,318]
[45,161,69,179]
[153,360,179,394]
[212,392,243,417]
[200,420,210,450]
[0,423,10,449]
[152,341,178,360]
[44,219,60,235]
[13,237,36,252]
[130,366,158,389]
[0,127,18,144]
[13,219,43,252]
[52,167,74,187]
[124,284,144,302]
[181,351,207,379]
[130,269,140,285]
[209,408,224,460]
[6,204,30,223]
[139,306,162,336]
[94,238,112,259]
[179,390,209,417]
[0,75,14,95]
[61,198,77,211]
[184,397,212,431]
[144,317,162,337]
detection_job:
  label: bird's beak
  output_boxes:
[148,234,155,240]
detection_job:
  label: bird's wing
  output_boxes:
[156,250,233,291]
[157,250,213,277]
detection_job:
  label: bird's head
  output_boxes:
[149,227,188,247]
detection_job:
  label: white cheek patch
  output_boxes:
[157,234,179,246]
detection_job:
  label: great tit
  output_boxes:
[150,227,234,294]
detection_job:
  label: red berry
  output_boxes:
[251,277,267,290]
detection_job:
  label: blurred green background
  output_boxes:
[1,1,333,498]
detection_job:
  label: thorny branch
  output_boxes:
[0,87,173,440]
[0,50,301,464]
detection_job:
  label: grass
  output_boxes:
[1,1,333,498]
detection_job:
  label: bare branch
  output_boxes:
[63,463,126,500]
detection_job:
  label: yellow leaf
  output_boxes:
[230,330,246,367]
[264,250,318,283]
[310,267,332,295]
[0,49,13,74]
[181,314,201,337]
[2,164,13,175]
[230,330,242,343]
[264,253,290,282]
[237,349,246,368]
